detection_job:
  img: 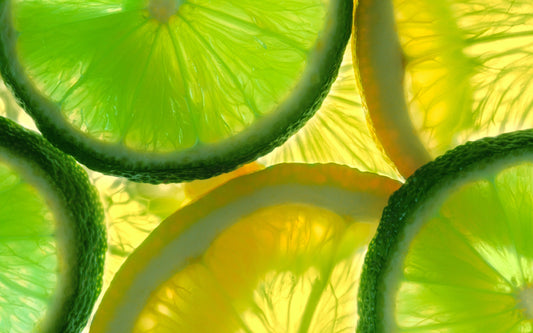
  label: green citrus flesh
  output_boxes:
[90,163,401,332]
[355,0,533,177]
[358,130,533,332]
[0,117,106,333]
[0,0,352,183]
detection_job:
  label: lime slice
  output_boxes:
[354,0,533,177]
[358,129,533,332]
[89,163,401,332]
[0,117,105,332]
[259,42,402,181]
[0,0,352,183]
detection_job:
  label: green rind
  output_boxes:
[0,0,352,184]
[357,129,533,332]
[0,116,106,333]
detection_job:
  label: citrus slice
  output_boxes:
[0,117,106,332]
[358,129,533,332]
[89,163,401,332]
[0,0,352,183]
[354,0,533,177]
[259,41,402,181]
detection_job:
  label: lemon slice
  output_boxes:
[0,117,105,332]
[0,0,352,183]
[358,129,533,332]
[354,0,533,177]
[90,163,400,332]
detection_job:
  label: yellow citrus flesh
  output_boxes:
[134,203,373,332]
[355,0,533,177]
[89,172,187,289]
[261,42,402,181]
[90,164,401,332]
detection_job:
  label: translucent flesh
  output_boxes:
[12,0,327,152]
[132,204,375,332]
[0,161,58,332]
[88,171,187,291]
[394,0,533,157]
[391,162,533,331]
[259,46,402,181]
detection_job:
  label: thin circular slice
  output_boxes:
[0,0,352,183]
[354,0,533,177]
[89,163,401,332]
[259,41,402,181]
[0,117,106,333]
[358,129,533,332]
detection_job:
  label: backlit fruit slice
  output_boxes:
[259,42,402,182]
[0,0,352,183]
[358,129,533,332]
[354,0,533,177]
[0,117,106,333]
[89,163,401,332]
